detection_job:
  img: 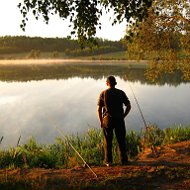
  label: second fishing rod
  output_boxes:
[125,77,158,157]
[46,115,98,178]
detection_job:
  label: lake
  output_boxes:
[0,62,189,148]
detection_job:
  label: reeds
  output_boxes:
[162,124,190,144]
[0,125,189,169]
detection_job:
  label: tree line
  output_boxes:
[0,36,126,56]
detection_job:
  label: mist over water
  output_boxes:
[0,64,189,148]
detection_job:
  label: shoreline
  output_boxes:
[0,140,189,190]
[0,58,148,66]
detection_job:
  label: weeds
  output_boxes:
[0,126,189,169]
[141,124,165,147]
[162,125,190,145]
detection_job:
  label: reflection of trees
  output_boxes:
[0,65,188,86]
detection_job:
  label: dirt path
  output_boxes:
[0,140,190,190]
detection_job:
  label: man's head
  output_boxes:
[106,76,117,87]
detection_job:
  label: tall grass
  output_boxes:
[141,124,190,147]
[0,125,189,169]
[162,124,190,144]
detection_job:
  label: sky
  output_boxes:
[0,0,127,41]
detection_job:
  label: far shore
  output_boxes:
[0,58,148,66]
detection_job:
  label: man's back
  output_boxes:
[100,87,130,118]
[97,76,131,166]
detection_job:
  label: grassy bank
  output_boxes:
[0,125,189,170]
[0,51,129,60]
[0,125,190,190]
[1,49,189,61]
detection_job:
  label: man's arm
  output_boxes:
[123,102,131,118]
[97,105,103,128]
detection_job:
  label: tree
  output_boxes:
[18,1,190,81]
[124,0,190,81]
[18,0,152,47]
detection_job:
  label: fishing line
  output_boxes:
[46,116,98,178]
[0,136,3,145]
[128,82,148,129]
[126,79,158,157]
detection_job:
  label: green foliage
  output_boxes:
[65,46,123,57]
[162,125,190,145]
[0,147,23,169]
[0,36,125,55]
[0,129,141,169]
[126,131,142,158]
[18,0,152,47]
[141,124,190,148]
[0,126,189,169]
[52,51,59,58]
[27,49,41,58]
[142,124,165,147]
[124,0,190,82]
[82,129,104,164]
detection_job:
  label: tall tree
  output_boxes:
[124,0,190,81]
[18,0,152,47]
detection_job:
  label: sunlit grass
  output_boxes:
[0,125,189,170]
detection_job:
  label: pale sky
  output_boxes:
[0,0,127,41]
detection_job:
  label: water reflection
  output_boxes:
[0,64,188,86]
[0,76,190,148]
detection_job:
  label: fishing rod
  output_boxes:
[13,135,22,159]
[47,116,98,178]
[0,136,4,145]
[128,82,148,129]
[127,79,158,157]
[17,135,21,147]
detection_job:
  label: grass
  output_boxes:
[0,50,164,62]
[0,51,129,60]
[83,51,129,60]
[0,125,189,190]
[0,125,189,170]
[0,50,145,60]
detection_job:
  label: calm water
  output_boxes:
[0,65,190,148]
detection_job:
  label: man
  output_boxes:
[97,76,131,166]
